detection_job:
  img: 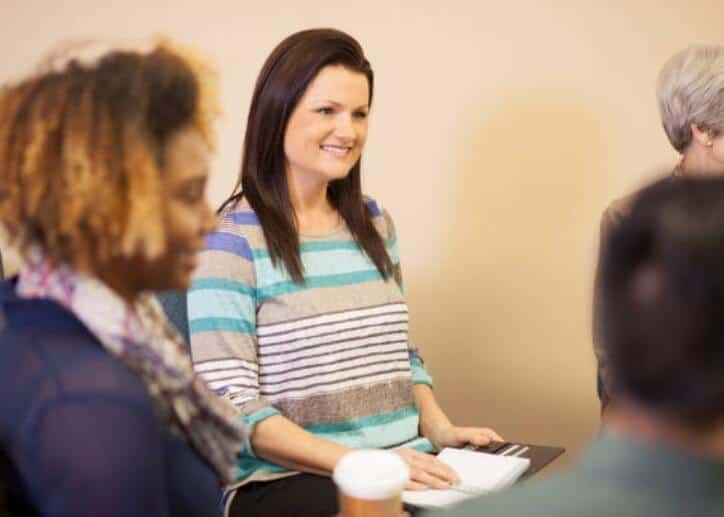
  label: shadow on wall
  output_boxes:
[412,89,609,469]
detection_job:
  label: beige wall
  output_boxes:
[3,0,723,469]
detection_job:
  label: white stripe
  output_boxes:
[194,358,259,373]
[512,446,530,457]
[207,376,260,390]
[257,303,408,336]
[500,445,520,456]
[259,332,409,366]
[229,394,256,407]
[260,340,408,373]
[260,360,411,395]
[224,385,258,396]
[200,368,258,382]
[258,313,408,346]
[259,324,409,355]
[265,370,412,402]
[260,351,410,385]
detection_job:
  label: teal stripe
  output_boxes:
[187,289,255,323]
[234,405,429,481]
[310,412,421,450]
[255,248,377,288]
[252,240,361,259]
[234,436,434,481]
[305,405,418,434]
[257,270,386,301]
[236,456,289,480]
[190,277,256,297]
[244,406,279,428]
[410,357,434,387]
[399,437,435,453]
[240,406,280,459]
[189,317,255,334]
[252,237,396,259]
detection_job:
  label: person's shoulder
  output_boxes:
[363,195,395,240]
[434,473,614,517]
[204,198,265,258]
[602,191,638,230]
[601,169,680,234]
[0,289,152,411]
[363,195,385,218]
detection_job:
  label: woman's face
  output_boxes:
[140,126,216,291]
[283,65,370,186]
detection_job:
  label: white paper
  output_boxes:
[402,448,530,508]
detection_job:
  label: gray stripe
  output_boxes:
[260,337,408,366]
[257,301,406,328]
[259,326,407,358]
[260,343,408,377]
[194,364,258,377]
[259,319,408,348]
[276,379,415,425]
[260,354,409,388]
[258,309,408,338]
[260,367,411,397]
[222,382,258,390]
[258,280,405,325]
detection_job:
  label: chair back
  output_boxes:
[156,290,190,351]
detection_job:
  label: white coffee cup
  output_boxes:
[333,450,410,517]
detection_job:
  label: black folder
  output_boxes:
[464,441,565,480]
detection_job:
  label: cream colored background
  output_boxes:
[2,0,723,469]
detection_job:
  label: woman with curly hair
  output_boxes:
[0,39,244,516]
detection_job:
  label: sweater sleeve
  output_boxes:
[188,213,279,454]
[381,207,434,388]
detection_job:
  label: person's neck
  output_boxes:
[286,169,338,233]
[605,403,724,460]
[679,146,724,177]
[92,258,141,306]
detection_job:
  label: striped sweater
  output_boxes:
[188,198,434,484]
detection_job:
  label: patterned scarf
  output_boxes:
[16,250,244,483]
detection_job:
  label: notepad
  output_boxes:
[402,448,530,508]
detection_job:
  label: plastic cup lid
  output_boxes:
[333,449,410,500]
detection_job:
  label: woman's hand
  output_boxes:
[427,425,503,452]
[395,448,460,490]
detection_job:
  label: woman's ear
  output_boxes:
[691,123,715,147]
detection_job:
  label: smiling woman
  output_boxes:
[188,28,501,517]
[0,38,244,517]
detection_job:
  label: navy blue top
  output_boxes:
[0,279,222,516]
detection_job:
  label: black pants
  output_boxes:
[229,474,421,517]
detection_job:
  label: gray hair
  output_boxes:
[657,46,724,153]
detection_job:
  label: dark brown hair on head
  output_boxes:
[220,28,393,284]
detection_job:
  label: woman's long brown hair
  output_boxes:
[219,28,393,284]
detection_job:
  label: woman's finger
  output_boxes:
[410,467,452,490]
[405,480,428,491]
[415,454,460,484]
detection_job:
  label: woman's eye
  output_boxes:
[178,186,203,204]
[317,107,334,115]
[353,111,368,119]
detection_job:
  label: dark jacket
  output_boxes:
[0,279,222,517]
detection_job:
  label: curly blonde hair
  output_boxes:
[0,37,219,271]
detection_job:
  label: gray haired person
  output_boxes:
[595,45,724,411]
